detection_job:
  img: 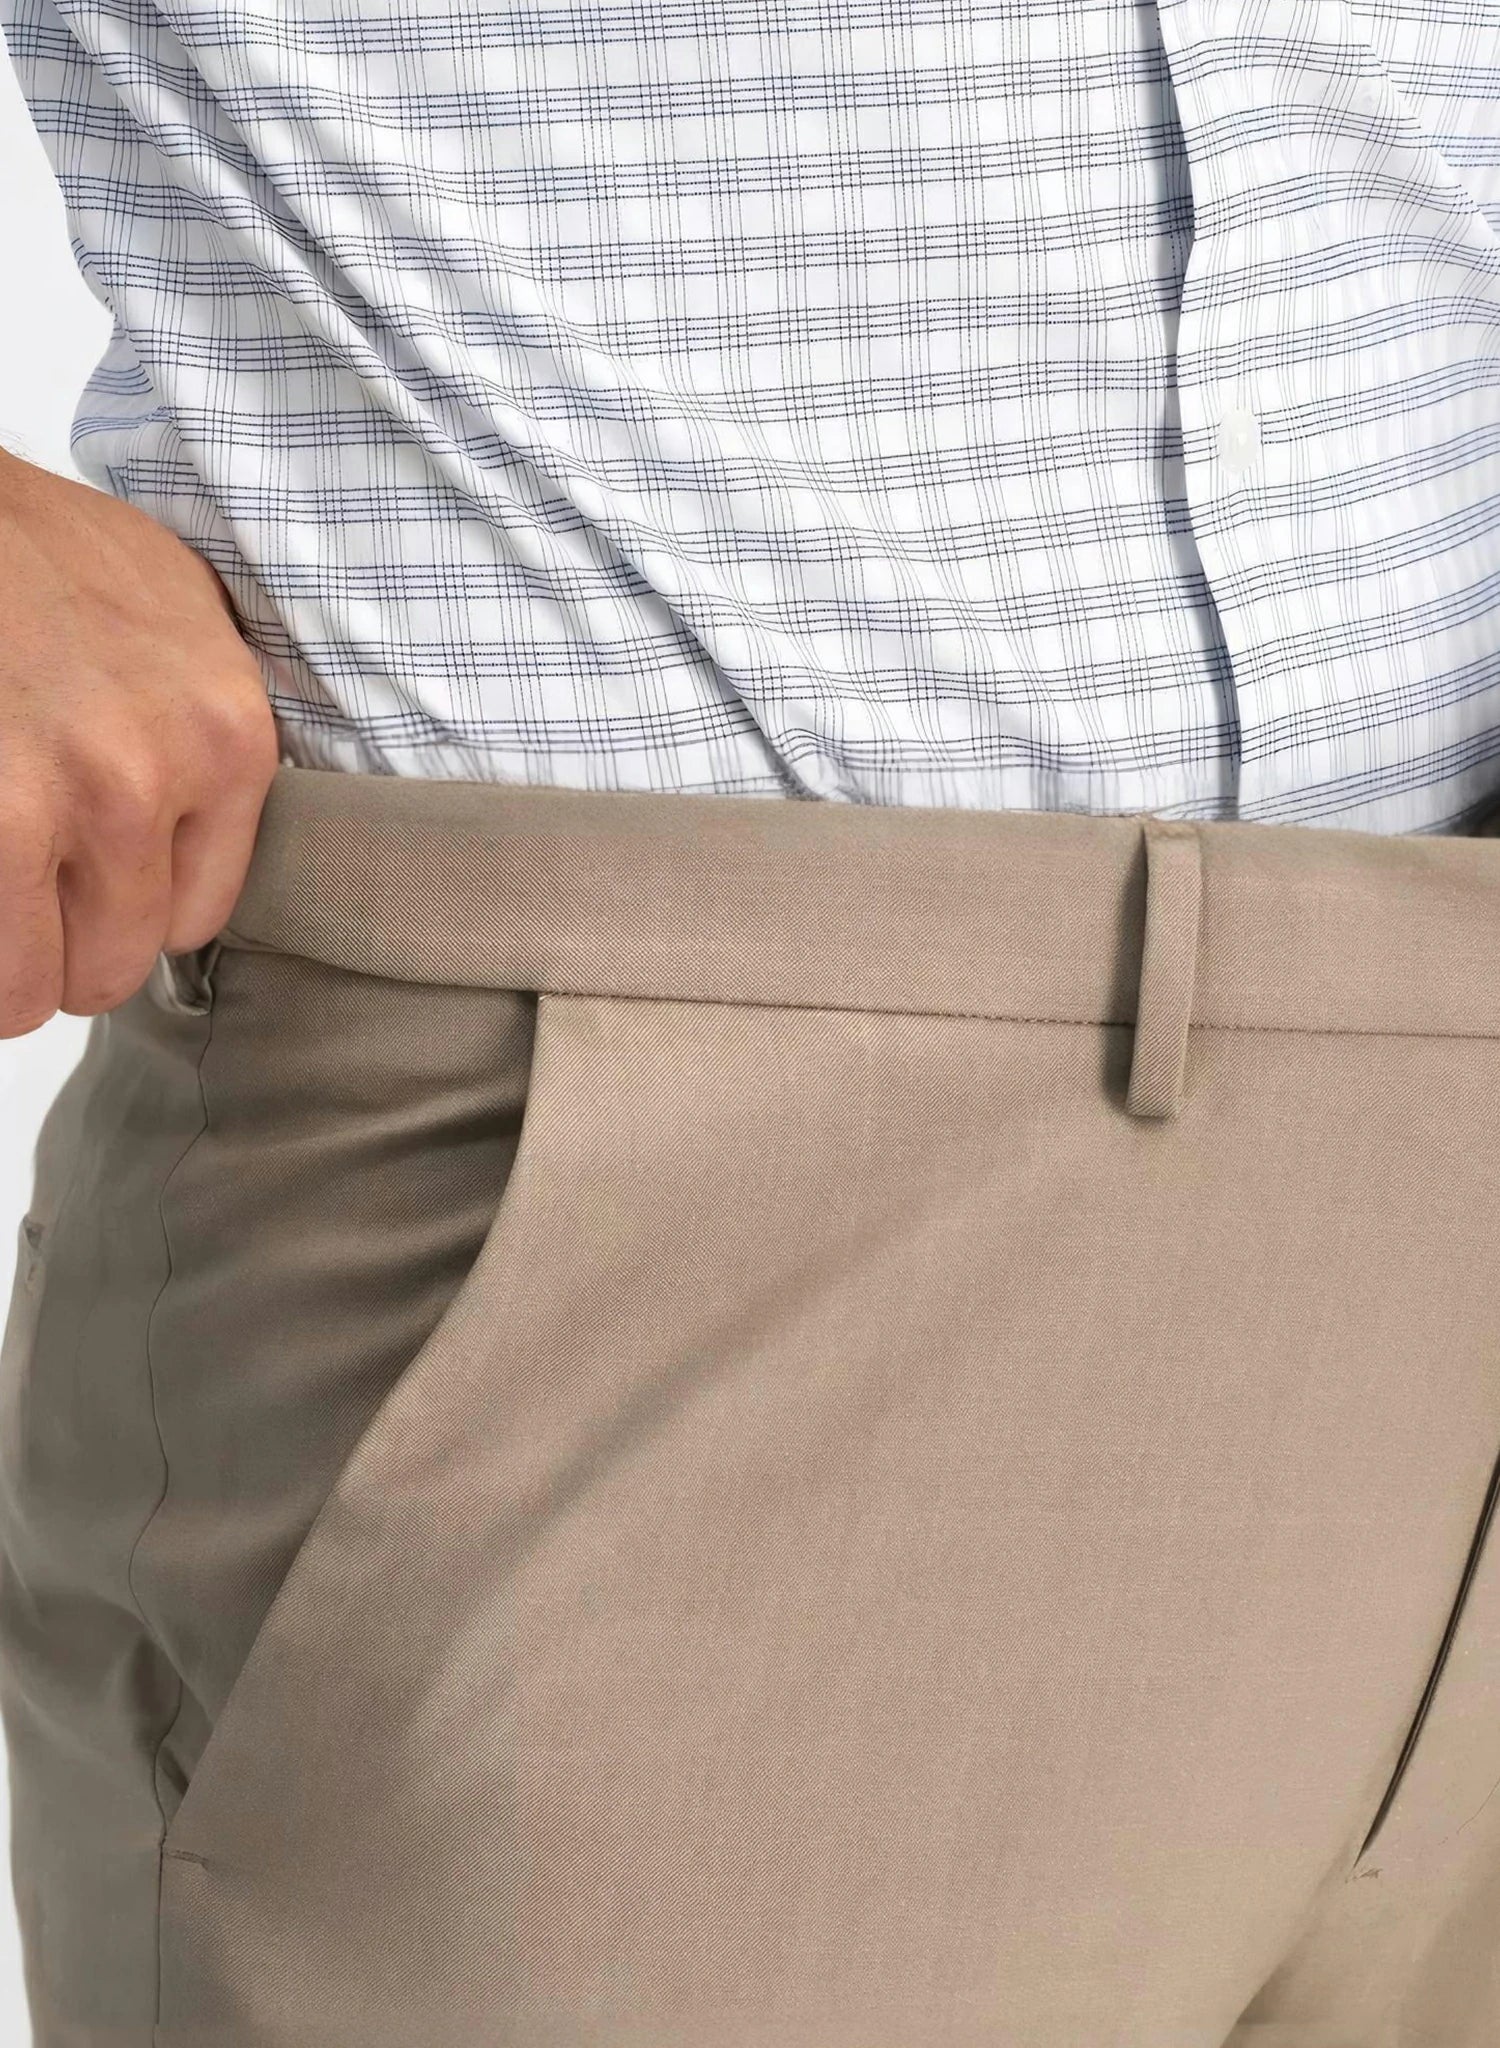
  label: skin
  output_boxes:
[0,446,279,1038]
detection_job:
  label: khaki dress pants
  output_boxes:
[4,764,1500,2046]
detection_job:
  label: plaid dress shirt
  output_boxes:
[5,0,1500,828]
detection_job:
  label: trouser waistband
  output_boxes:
[219,766,1500,1118]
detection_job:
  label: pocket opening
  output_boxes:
[1351,1431,1500,1871]
[150,940,222,1017]
[155,986,560,1864]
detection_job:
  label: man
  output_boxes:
[0,1,1498,2042]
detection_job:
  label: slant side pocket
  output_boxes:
[1351,1436,1500,1875]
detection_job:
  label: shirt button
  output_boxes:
[1216,406,1262,475]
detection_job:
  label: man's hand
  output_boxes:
[0,447,279,1037]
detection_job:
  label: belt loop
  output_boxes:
[1126,818,1203,1121]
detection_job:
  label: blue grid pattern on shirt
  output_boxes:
[4,0,1500,829]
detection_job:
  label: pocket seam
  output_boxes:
[1349,1435,1500,1873]
[154,986,557,1868]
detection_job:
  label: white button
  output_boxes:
[1217,407,1262,475]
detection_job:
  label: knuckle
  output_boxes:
[207,686,278,769]
[92,751,168,835]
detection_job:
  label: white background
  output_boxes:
[1,43,113,2039]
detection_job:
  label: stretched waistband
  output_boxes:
[220,765,1500,1040]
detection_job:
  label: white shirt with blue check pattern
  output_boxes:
[5,0,1500,830]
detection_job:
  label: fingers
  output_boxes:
[0,795,65,1039]
[0,670,277,1033]
[47,738,177,1019]
[52,734,275,1011]
[56,835,174,1019]
[163,682,279,953]
[164,786,268,954]
[1,777,268,1034]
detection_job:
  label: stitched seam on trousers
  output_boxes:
[474,995,1500,1042]
[119,1003,218,2030]
[204,950,1500,1039]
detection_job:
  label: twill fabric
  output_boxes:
[3,765,1500,2045]
[1,2,1499,825]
